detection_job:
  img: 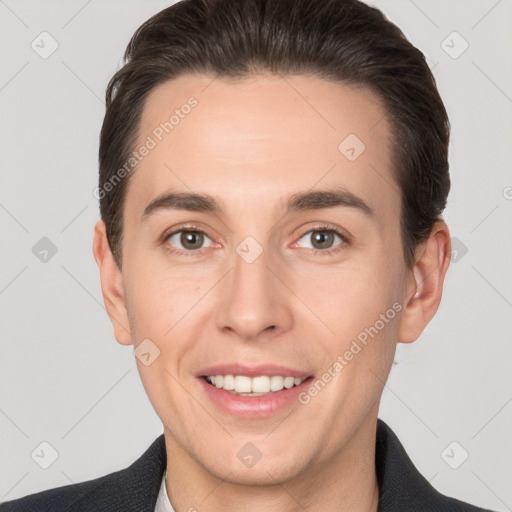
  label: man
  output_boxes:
[0,0,496,510]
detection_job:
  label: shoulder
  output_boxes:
[376,419,497,512]
[0,434,166,512]
[0,470,123,512]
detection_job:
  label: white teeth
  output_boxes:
[283,376,295,389]
[251,376,270,393]
[234,375,252,393]
[270,376,284,391]
[205,374,304,394]
[222,374,235,390]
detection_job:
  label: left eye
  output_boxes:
[167,230,214,251]
[296,230,344,251]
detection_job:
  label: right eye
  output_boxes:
[165,229,214,253]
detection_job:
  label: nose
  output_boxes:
[215,241,293,342]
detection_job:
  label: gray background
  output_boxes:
[0,0,511,509]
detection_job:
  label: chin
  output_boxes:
[197,448,310,487]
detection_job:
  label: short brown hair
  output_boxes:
[98,0,450,268]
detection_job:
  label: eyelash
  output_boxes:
[162,223,350,257]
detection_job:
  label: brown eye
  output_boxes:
[296,229,344,251]
[167,230,213,251]
[311,231,336,249]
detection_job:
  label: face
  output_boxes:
[97,73,427,485]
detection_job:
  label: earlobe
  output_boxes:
[397,221,451,344]
[92,219,133,346]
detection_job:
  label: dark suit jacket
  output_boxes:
[0,419,496,511]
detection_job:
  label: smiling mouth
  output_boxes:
[202,374,311,396]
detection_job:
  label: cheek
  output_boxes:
[123,259,202,338]
[124,268,199,410]
[295,253,403,381]
[298,257,399,326]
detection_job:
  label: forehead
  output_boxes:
[126,72,397,222]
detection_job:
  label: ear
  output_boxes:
[92,219,133,346]
[398,221,451,344]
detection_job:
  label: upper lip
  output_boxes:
[197,364,312,379]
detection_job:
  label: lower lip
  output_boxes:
[198,377,313,418]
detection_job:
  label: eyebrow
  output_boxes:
[141,187,374,221]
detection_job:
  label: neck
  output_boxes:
[164,416,379,512]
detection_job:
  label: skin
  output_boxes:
[93,73,451,512]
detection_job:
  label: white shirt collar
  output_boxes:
[154,468,175,512]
